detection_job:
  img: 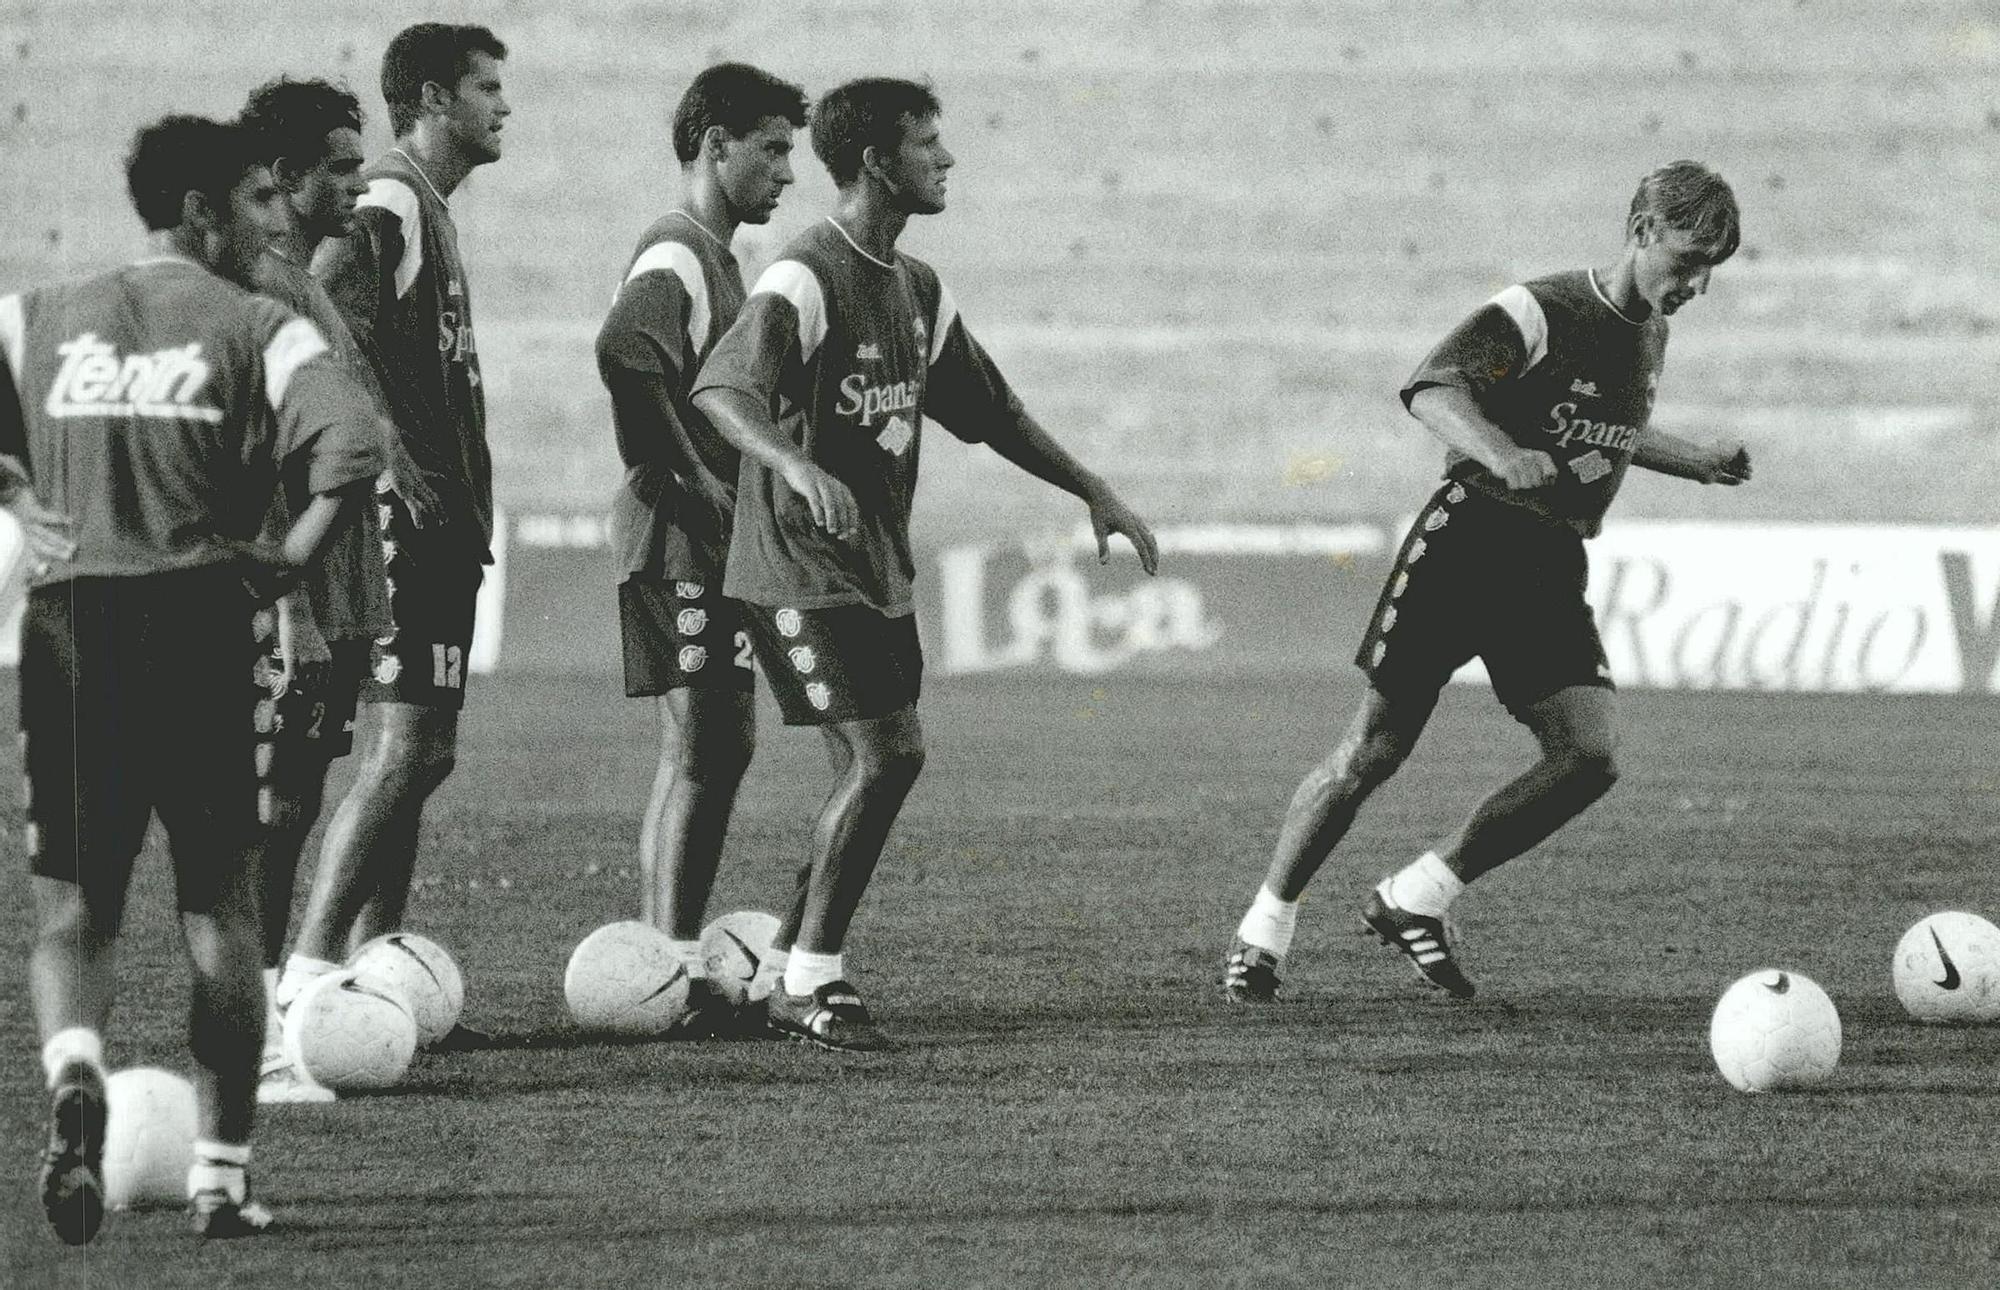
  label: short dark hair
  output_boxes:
[381,22,507,137]
[671,63,808,166]
[1630,160,1740,264]
[810,77,941,187]
[124,114,265,232]
[238,76,363,170]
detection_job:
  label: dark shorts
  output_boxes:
[252,631,371,822]
[1356,481,1612,719]
[21,570,263,925]
[741,603,923,726]
[360,495,481,711]
[618,573,756,698]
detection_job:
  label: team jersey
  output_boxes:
[692,218,1030,615]
[314,147,492,565]
[595,212,747,579]
[1401,268,1668,538]
[0,257,380,584]
[251,247,394,643]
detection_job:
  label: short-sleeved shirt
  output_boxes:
[596,213,747,580]
[314,148,491,566]
[1401,268,1669,538]
[251,247,394,643]
[692,218,1029,615]
[0,257,381,585]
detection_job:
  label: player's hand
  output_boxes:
[1493,448,1558,491]
[386,435,442,529]
[8,492,77,574]
[779,457,860,541]
[1707,444,1753,486]
[1086,487,1160,575]
[223,539,304,607]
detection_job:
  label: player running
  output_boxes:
[2,114,382,1241]
[235,76,402,1102]
[692,77,1159,1052]
[1223,161,1751,1004]
[596,63,807,1035]
[280,24,510,1023]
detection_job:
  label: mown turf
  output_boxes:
[4,673,1998,1288]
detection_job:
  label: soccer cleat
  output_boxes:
[766,980,897,1053]
[256,1053,337,1105]
[190,1188,274,1239]
[1362,887,1477,999]
[670,977,739,1040]
[38,1061,107,1245]
[1221,939,1282,1004]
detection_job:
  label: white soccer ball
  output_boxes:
[101,1067,197,1210]
[700,910,784,1006]
[1709,969,1842,1093]
[564,920,690,1035]
[349,932,466,1046]
[283,970,419,1090]
[1892,911,2000,1024]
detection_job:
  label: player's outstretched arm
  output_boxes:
[1407,386,1556,490]
[692,386,859,539]
[981,413,1159,574]
[1632,428,1752,485]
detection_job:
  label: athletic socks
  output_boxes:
[275,955,338,1010]
[783,949,844,998]
[260,969,286,1062]
[1235,885,1300,959]
[188,1140,251,1203]
[41,1029,106,1089]
[1381,851,1466,919]
[667,938,708,981]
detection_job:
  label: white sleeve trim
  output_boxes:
[1487,284,1548,374]
[0,293,23,377]
[623,242,710,352]
[749,260,826,362]
[928,280,959,367]
[357,178,424,299]
[264,317,331,411]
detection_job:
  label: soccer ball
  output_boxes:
[101,1067,197,1210]
[1892,911,2000,1024]
[350,932,466,1046]
[1709,969,1842,1093]
[563,920,690,1035]
[283,970,419,1090]
[700,910,784,1006]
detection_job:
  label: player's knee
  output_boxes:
[857,739,925,791]
[1553,733,1620,789]
[1346,730,1413,787]
[683,727,755,786]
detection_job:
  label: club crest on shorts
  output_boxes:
[1379,605,1399,633]
[674,581,705,599]
[805,681,832,711]
[1407,538,1428,564]
[1372,640,1388,666]
[374,652,402,684]
[676,608,708,636]
[678,644,708,672]
[787,645,817,674]
[1423,509,1450,533]
[775,608,803,638]
[382,538,399,563]
[1447,483,1466,504]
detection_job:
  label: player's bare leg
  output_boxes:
[282,703,456,993]
[1367,685,1621,998]
[642,688,755,934]
[180,860,276,1235]
[30,876,116,1243]
[1225,687,1431,1001]
[768,706,924,1051]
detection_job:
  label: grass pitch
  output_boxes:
[4,673,1998,1288]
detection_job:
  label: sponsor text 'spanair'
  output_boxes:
[835,373,919,427]
[46,334,221,423]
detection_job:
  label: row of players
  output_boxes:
[1,20,1753,1246]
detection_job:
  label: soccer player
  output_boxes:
[692,77,1159,1051]
[235,76,399,1102]
[596,63,807,1033]
[280,24,510,1017]
[1222,161,1751,1004]
[2,114,381,1240]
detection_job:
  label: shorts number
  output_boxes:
[733,631,754,671]
[432,644,464,690]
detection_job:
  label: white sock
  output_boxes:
[41,1028,106,1088]
[667,938,708,980]
[1383,852,1465,918]
[783,949,844,998]
[1235,885,1300,958]
[276,954,339,1009]
[188,1139,250,1202]
[261,968,286,1063]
